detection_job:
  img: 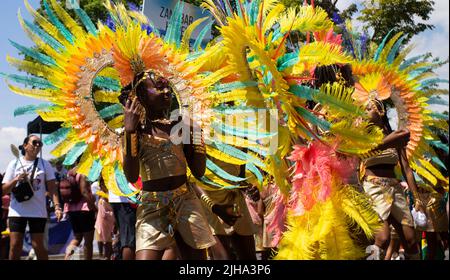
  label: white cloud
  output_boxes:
[335,0,357,11]
[0,126,26,172]
[0,126,56,173]
[429,0,449,33]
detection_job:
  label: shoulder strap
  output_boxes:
[41,159,47,181]
[30,158,39,180]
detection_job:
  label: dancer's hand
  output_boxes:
[124,97,141,133]
[212,204,242,226]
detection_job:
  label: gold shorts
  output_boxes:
[135,184,216,252]
[416,192,449,232]
[363,176,414,226]
[203,189,257,236]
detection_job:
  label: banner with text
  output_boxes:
[143,0,212,47]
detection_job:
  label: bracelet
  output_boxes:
[194,145,206,154]
[200,194,214,211]
[191,129,204,145]
[124,131,139,157]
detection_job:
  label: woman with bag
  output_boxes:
[1,135,62,260]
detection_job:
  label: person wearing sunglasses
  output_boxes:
[1,135,62,260]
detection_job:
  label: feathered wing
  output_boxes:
[351,32,449,189]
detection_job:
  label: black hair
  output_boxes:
[118,72,152,107]
[370,99,393,134]
[313,64,355,89]
[118,83,133,106]
[19,135,32,156]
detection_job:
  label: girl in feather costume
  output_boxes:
[360,99,427,260]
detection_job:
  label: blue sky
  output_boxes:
[0,0,449,171]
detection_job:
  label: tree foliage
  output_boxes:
[38,0,143,24]
[358,0,435,45]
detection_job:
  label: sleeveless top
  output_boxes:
[138,134,187,181]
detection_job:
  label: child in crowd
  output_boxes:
[94,177,115,260]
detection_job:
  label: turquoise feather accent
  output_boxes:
[213,81,258,93]
[213,106,263,115]
[74,8,98,36]
[427,96,448,106]
[246,162,263,186]
[431,156,447,171]
[206,159,247,182]
[223,0,233,17]
[387,34,407,64]
[88,158,102,182]
[9,40,56,66]
[263,70,273,86]
[200,176,240,189]
[413,173,423,183]
[114,162,136,196]
[296,107,331,131]
[430,112,449,120]
[186,50,204,62]
[43,127,70,145]
[165,1,184,47]
[290,85,316,100]
[248,146,268,157]
[212,142,266,169]
[23,18,65,51]
[63,142,88,166]
[127,195,141,204]
[13,103,53,117]
[93,76,121,91]
[419,78,449,89]
[277,52,299,71]
[193,21,213,50]
[2,73,56,89]
[248,0,259,25]
[43,0,74,44]
[399,54,427,71]
[429,140,449,154]
[99,104,123,119]
[408,66,433,80]
[211,121,277,140]
[235,0,243,18]
[374,29,394,62]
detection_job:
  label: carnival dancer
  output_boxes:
[121,70,215,260]
[361,99,425,260]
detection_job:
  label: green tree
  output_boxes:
[358,0,435,45]
[37,0,143,24]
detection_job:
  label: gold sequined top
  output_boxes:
[139,134,187,181]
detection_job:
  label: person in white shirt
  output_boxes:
[1,135,62,260]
